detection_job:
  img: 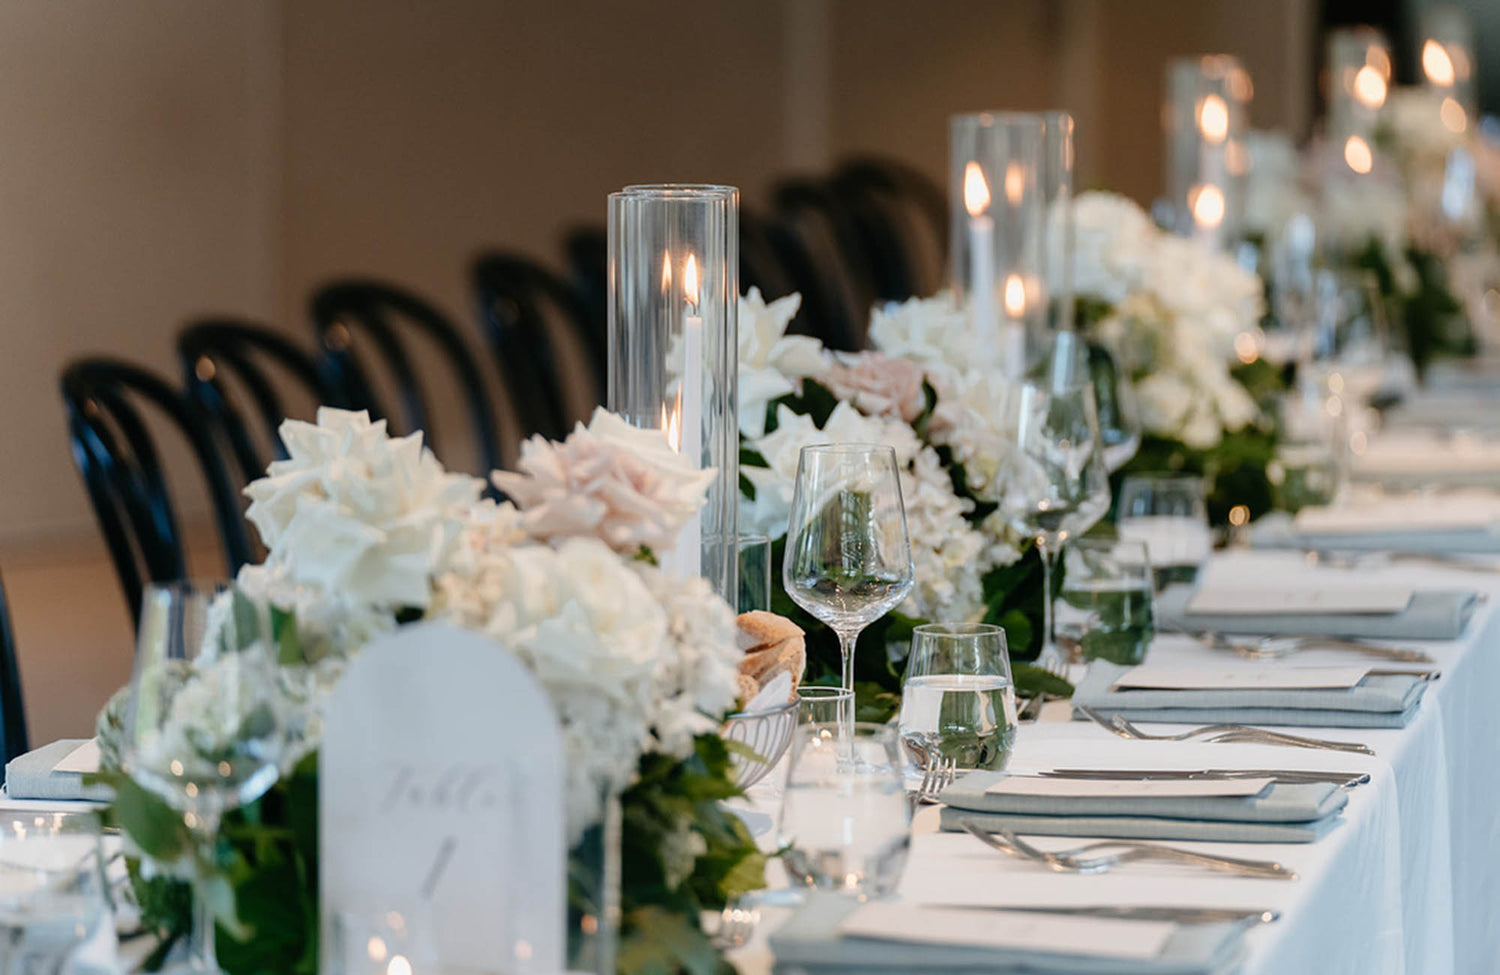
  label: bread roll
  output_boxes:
[734,611,808,704]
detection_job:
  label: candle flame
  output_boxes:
[1422,39,1455,87]
[1197,94,1229,143]
[1343,135,1373,174]
[1190,183,1226,229]
[963,162,990,216]
[1441,97,1467,133]
[1003,274,1026,317]
[661,401,682,452]
[1352,65,1387,109]
[683,253,700,309]
[661,251,672,291]
[1003,163,1025,205]
[1365,46,1391,80]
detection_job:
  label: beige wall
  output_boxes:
[0,0,1312,741]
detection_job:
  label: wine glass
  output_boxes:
[783,444,915,697]
[1000,381,1111,674]
[1117,473,1212,590]
[121,581,290,974]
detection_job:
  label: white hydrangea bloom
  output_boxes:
[742,401,1010,621]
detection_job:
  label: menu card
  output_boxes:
[1111,666,1370,691]
[1186,588,1413,615]
[838,902,1174,960]
[983,775,1275,799]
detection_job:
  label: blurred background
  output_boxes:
[2,0,1495,742]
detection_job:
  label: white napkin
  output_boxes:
[746,672,793,712]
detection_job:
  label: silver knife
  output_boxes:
[1039,768,1370,786]
[937,904,1280,925]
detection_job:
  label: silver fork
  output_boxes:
[914,755,957,804]
[1201,631,1434,664]
[1079,706,1374,755]
[711,899,760,949]
[960,821,1298,880]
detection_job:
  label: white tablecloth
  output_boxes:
[730,549,1500,975]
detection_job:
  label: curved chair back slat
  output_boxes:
[832,157,950,300]
[471,253,593,441]
[769,181,876,351]
[60,358,252,625]
[309,279,504,476]
[178,319,369,479]
[0,572,27,767]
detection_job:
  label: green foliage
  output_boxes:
[1119,428,1278,528]
[764,379,839,433]
[617,734,764,975]
[1356,239,1471,377]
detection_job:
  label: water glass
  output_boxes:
[783,444,915,695]
[0,812,108,975]
[897,624,1017,773]
[1056,539,1155,666]
[1117,474,1212,590]
[778,722,910,900]
[797,686,854,727]
[736,533,773,613]
[329,908,440,975]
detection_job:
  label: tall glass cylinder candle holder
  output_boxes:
[1163,55,1252,251]
[950,112,1049,379]
[607,184,739,601]
[1326,27,1391,176]
[1419,6,1476,134]
[1039,111,1076,336]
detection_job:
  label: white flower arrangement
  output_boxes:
[737,287,828,438]
[1067,192,1265,449]
[130,407,742,845]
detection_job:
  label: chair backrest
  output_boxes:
[832,158,950,300]
[562,226,609,358]
[770,180,877,351]
[309,279,504,476]
[471,252,594,441]
[0,571,28,766]
[60,358,253,625]
[178,318,366,480]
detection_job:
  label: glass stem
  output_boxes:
[1038,538,1057,664]
[189,811,222,973]
[836,628,860,696]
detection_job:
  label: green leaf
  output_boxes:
[271,607,303,666]
[229,589,262,654]
[618,906,727,975]
[1012,663,1075,698]
[109,775,191,862]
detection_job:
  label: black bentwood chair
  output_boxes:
[61,358,253,625]
[177,318,365,480]
[471,252,597,441]
[0,571,28,767]
[830,157,951,302]
[309,278,504,476]
[770,179,879,351]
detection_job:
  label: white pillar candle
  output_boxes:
[668,253,703,579]
[963,162,997,363]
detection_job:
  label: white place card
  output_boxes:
[52,740,99,775]
[1112,666,1371,691]
[983,775,1275,799]
[838,902,1174,960]
[320,624,564,975]
[1186,588,1413,615]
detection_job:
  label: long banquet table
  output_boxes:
[729,547,1500,975]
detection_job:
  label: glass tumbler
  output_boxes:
[778,722,910,900]
[0,812,108,975]
[1117,473,1212,590]
[897,623,1017,773]
[1056,538,1156,666]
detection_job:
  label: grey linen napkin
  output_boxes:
[937,770,1346,844]
[1157,582,1477,641]
[1251,512,1500,555]
[770,892,1249,975]
[1071,659,1428,729]
[4,740,111,802]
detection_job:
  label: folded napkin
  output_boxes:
[937,770,1345,844]
[1071,660,1427,729]
[770,892,1248,975]
[1157,583,1477,642]
[5,740,111,802]
[1251,511,1500,555]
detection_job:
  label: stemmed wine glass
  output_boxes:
[121,581,292,974]
[1000,381,1112,675]
[783,444,915,697]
